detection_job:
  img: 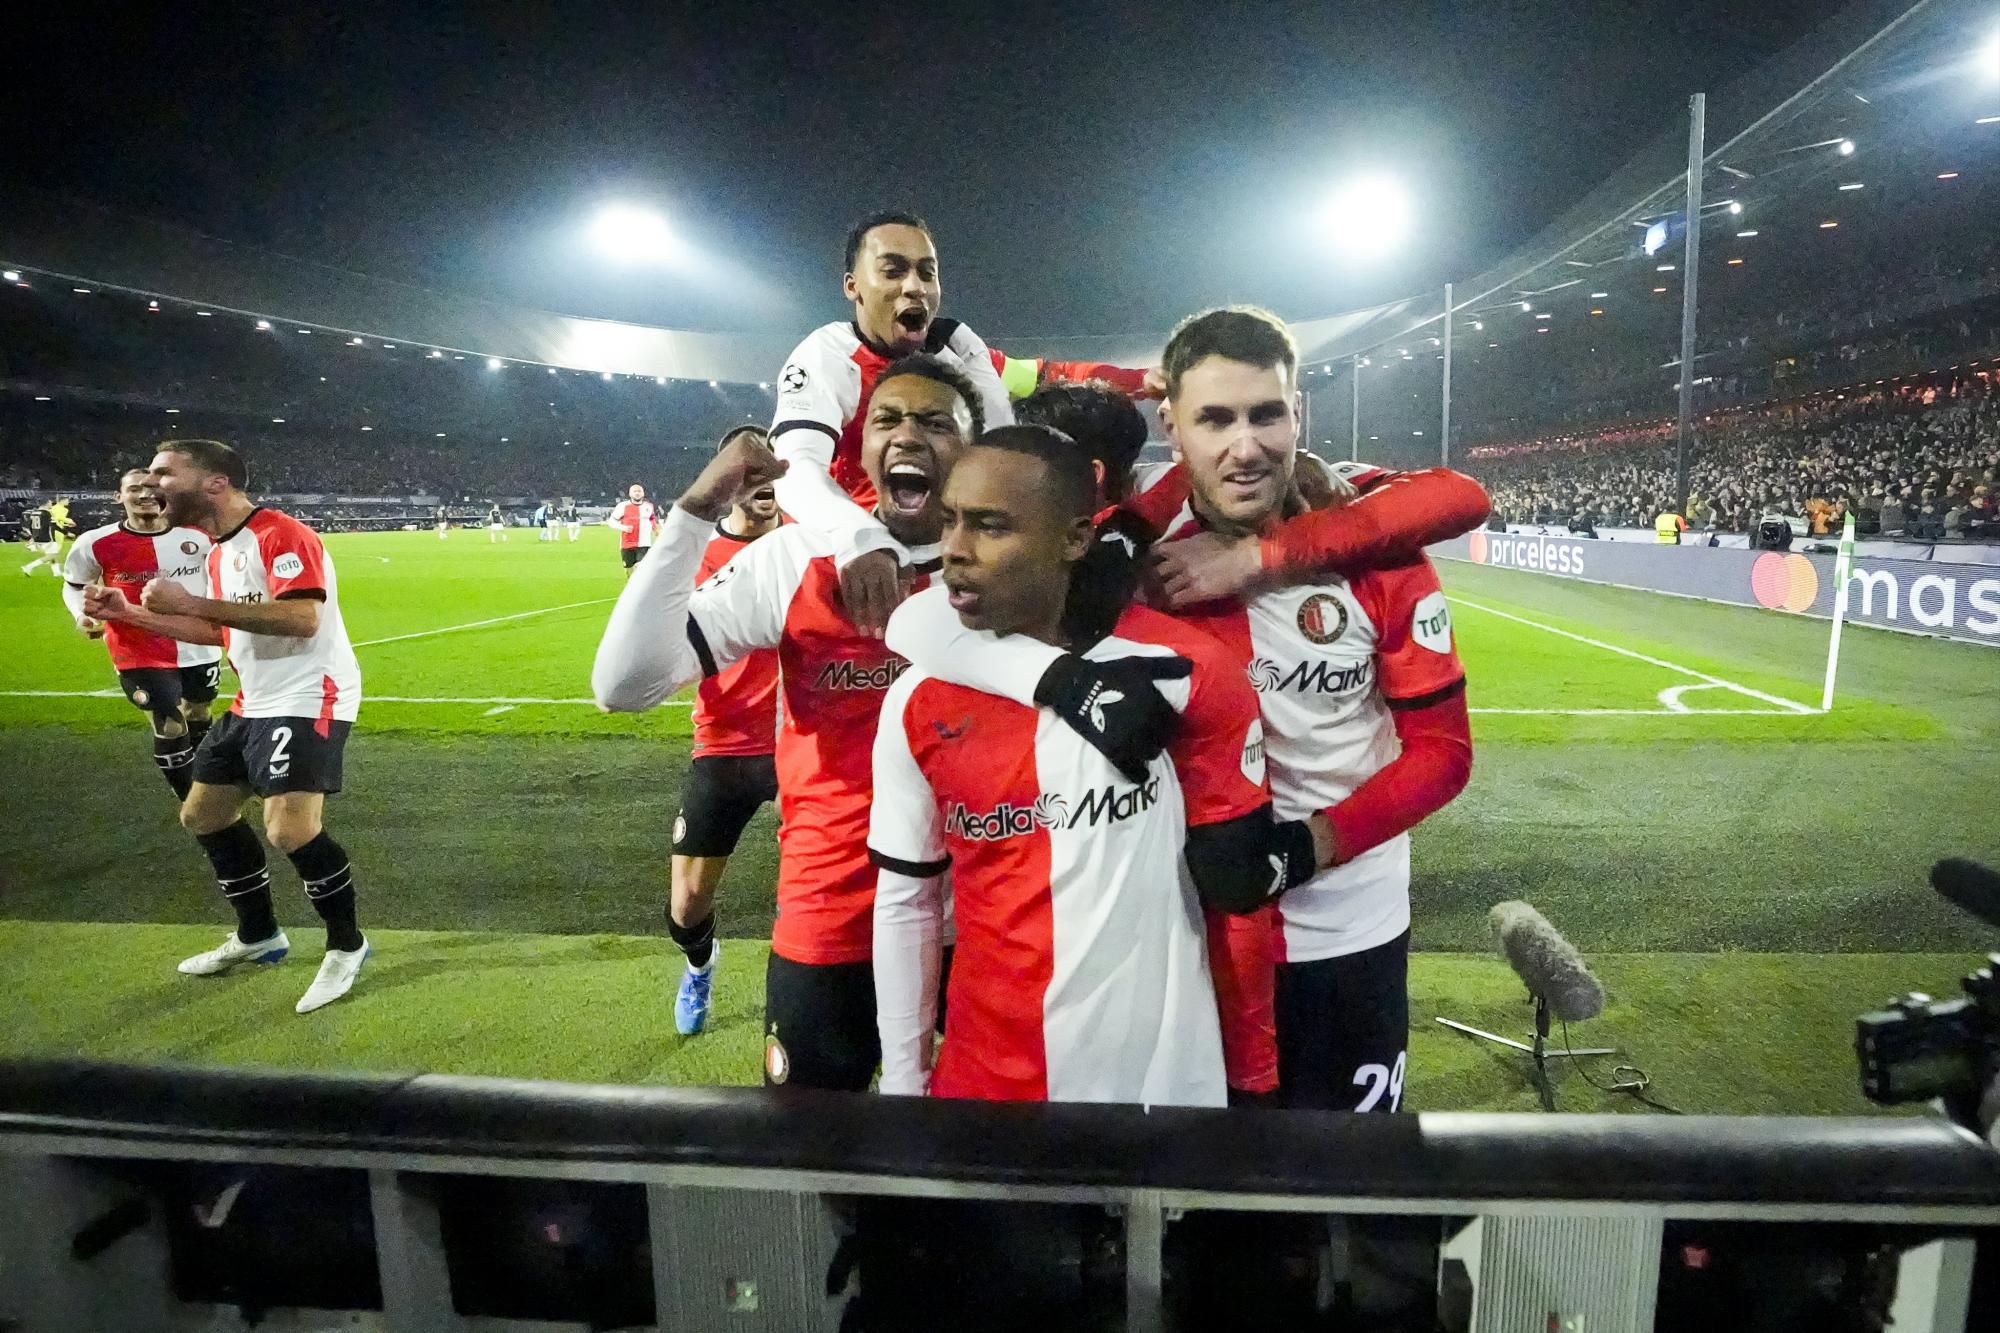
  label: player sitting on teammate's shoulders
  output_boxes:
[768,211,1162,638]
[870,425,1335,1107]
[62,468,223,801]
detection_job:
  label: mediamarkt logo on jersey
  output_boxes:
[945,776,1163,841]
[1249,656,1375,695]
[814,658,909,691]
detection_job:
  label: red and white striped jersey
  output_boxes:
[608,500,658,550]
[690,520,783,758]
[870,605,1270,1107]
[686,519,938,966]
[1157,515,1465,963]
[64,523,221,671]
[209,508,362,726]
[771,320,1012,511]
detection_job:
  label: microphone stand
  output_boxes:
[1435,992,1615,1112]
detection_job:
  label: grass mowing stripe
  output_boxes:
[1447,593,1819,713]
[0,920,1964,1116]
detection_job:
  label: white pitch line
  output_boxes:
[350,597,615,648]
[1446,594,1819,715]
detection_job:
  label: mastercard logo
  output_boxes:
[1750,552,1819,612]
[1468,531,1490,563]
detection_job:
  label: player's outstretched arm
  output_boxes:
[1143,467,1492,609]
[883,586,1189,783]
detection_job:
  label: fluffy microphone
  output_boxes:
[1931,859,2000,930]
[1489,901,1606,1023]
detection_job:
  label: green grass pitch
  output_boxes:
[3,525,1997,1115]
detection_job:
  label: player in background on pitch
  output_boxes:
[540,500,561,542]
[84,439,371,1015]
[487,502,507,542]
[667,426,786,1035]
[19,497,75,576]
[435,503,450,540]
[768,211,1165,639]
[561,497,582,542]
[606,483,659,575]
[871,426,1332,1107]
[886,308,1479,1111]
[600,357,1048,1090]
[63,467,223,800]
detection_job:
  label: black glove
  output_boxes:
[1033,652,1192,784]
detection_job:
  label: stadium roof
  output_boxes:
[0,0,1988,384]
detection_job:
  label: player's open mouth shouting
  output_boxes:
[882,448,939,520]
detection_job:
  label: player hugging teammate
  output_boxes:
[596,204,1489,1108]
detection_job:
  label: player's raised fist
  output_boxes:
[81,579,135,622]
[141,576,196,615]
[680,434,788,522]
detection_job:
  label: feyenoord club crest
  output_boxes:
[1296,592,1348,645]
[181,540,200,555]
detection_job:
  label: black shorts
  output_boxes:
[621,545,647,568]
[118,663,222,722]
[1273,928,1411,1112]
[672,753,777,857]
[764,953,879,1092]
[192,712,352,798]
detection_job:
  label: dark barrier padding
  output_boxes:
[4,1059,2000,1209]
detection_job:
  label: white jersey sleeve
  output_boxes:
[882,583,1063,706]
[770,325,893,571]
[61,529,103,625]
[940,320,1015,433]
[869,669,947,1096]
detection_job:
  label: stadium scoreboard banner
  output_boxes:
[1440,531,2000,648]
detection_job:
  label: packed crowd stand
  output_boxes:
[1468,374,2000,540]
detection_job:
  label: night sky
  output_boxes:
[3,1,1840,339]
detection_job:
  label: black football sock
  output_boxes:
[288,832,364,953]
[666,907,716,970]
[195,821,278,943]
[153,732,196,800]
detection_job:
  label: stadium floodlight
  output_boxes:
[1589,291,1608,299]
[486,357,503,371]
[271,417,285,423]
[1837,138,1856,155]
[1980,115,2000,125]
[590,203,678,264]
[1319,172,1413,259]
[196,310,212,317]
[759,381,771,390]
[1982,29,2000,82]
[1471,322,1483,332]
[1838,182,1865,191]
[1657,263,1675,271]
[1939,171,1961,179]
[71,287,91,294]
[708,379,719,388]
[165,408,179,414]
[600,371,613,381]
[1519,301,1532,312]
[361,426,373,431]
[1728,200,1743,215]
[1737,229,1759,237]
[1,270,18,282]
[656,376,667,385]
[255,318,272,330]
